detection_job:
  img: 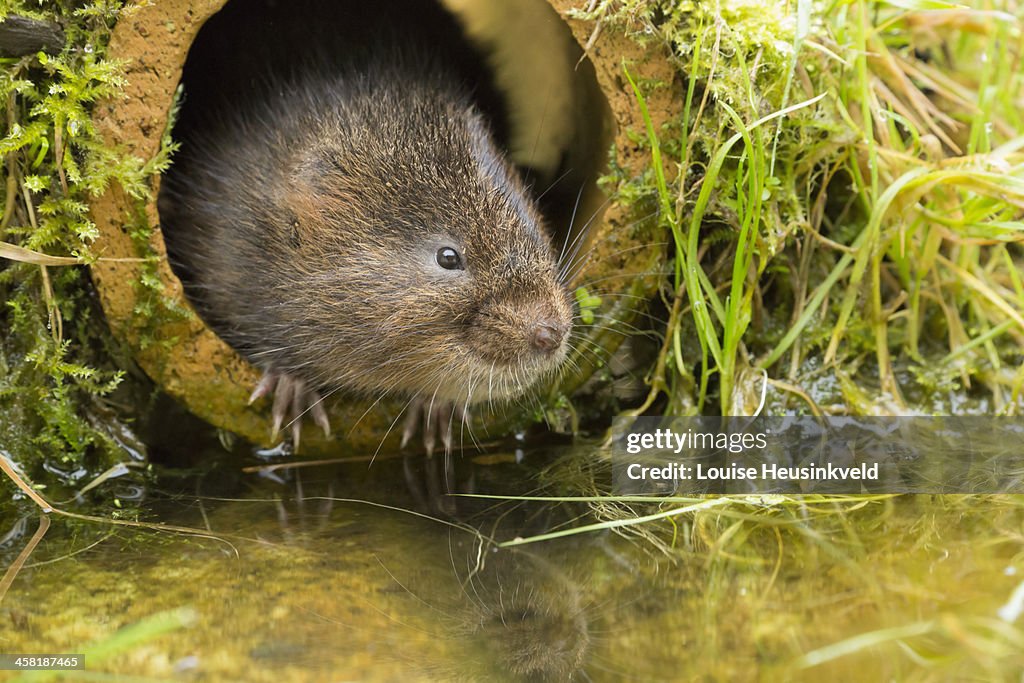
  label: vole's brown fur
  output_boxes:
[159,4,573,445]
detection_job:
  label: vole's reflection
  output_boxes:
[389,541,592,682]
[253,460,594,681]
[402,451,471,518]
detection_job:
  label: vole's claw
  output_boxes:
[401,398,468,456]
[423,407,439,457]
[400,407,418,450]
[254,370,331,452]
[249,373,277,404]
[310,398,331,438]
[270,373,293,438]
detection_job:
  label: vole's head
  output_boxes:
[285,88,573,405]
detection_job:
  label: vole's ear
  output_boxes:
[286,148,369,229]
[281,184,352,244]
[292,136,366,191]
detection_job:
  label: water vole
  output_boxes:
[159,5,574,452]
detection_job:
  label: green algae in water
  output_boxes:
[4,447,1024,681]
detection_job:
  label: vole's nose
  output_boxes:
[530,320,568,354]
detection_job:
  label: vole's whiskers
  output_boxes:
[563,335,611,369]
[247,345,302,358]
[557,184,588,268]
[345,389,395,439]
[381,391,430,464]
[569,264,671,292]
[569,302,665,330]
[523,75,555,178]
[458,374,481,455]
[558,207,660,282]
[533,167,573,203]
[561,233,664,288]
[556,197,611,285]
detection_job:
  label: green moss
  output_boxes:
[0,1,166,494]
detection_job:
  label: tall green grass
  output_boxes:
[591,0,1024,415]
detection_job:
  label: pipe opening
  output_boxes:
[160,0,612,289]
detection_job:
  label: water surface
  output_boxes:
[3,444,1024,681]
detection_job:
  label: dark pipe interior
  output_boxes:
[174,0,509,144]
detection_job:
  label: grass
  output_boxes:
[11,608,196,683]
[586,0,1024,416]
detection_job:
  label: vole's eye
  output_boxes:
[436,246,463,270]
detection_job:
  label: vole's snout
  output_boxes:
[530,319,569,355]
[467,290,572,371]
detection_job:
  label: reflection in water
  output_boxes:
[472,551,590,681]
[0,453,611,681]
[258,459,597,681]
[391,541,592,681]
[4,446,1024,680]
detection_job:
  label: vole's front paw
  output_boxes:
[249,370,331,451]
[400,398,468,457]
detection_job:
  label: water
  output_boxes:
[3,444,1024,681]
